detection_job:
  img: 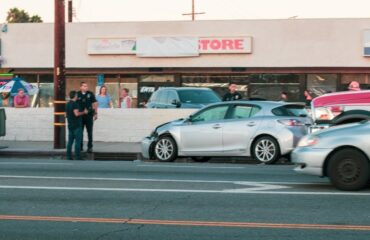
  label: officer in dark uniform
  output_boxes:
[222,83,243,101]
[66,91,88,160]
[77,82,98,153]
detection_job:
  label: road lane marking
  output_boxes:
[0,174,327,186]
[0,215,369,231]
[0,175,288,185]
[137,164,245,169]
[0,162,73,165]
[1,185,370,195]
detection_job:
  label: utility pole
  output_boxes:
[182,0,205,21]
[54,0,66,149]
[68,0,73,22]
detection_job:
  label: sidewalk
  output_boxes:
[0,141,141,160]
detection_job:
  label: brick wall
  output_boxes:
[0,108,196,142]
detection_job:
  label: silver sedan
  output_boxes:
[292,120,370,191]
[142,101,312,164]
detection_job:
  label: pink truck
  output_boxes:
[310,90,370,132]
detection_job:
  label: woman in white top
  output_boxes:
[120,88,132,108]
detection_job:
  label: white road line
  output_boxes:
[137,164,244,169]
[0,162,73,166]
[0,175,326,186]
[0,185,370,196]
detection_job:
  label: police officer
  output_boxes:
[222,83,243,101]
[77,82,98,153]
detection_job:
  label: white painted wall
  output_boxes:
[0,108,196,142]
[1,19,370,68]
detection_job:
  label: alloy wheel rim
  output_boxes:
[255,139,276,162]
[155,139,174,161]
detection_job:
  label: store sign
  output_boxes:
[87,36,252,56]
[87,38,136,55]
[199,37,252,54]
[364,30,370,56]
[136,37,199,57]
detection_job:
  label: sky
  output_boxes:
[1,0,370,23]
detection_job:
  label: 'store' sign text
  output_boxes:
[199,37,252,54]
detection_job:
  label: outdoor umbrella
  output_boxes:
[0,76,38,96]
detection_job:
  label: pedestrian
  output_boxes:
[222,83,242,101]
[348,81,361,91]
[96,85,113,108]
[304,90,313,106]
[77,82,98,153]
[66,91,88,160]
[120,88,132,108]
[0,92,12,107]
[14,88,30,108]
[280,92,288,102]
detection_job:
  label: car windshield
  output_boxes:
[178,90,220,104]
[272,105,308,117]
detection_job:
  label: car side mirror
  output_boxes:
[171,99,181,108]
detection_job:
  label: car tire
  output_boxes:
[252,136,280,164]
[327,149,370,191]
[154,136,178,162]
[191,157,211,162]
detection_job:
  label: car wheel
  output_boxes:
[252,136,280,164]
[327,149,370,191]
[191,157,211,162]
[154,136,178,162]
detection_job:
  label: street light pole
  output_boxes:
[54,0,66,149]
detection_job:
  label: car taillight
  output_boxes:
[278,119,304,126]
[319,114,330,120]
[329,106,344,114]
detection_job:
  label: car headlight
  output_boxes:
[298,135,319,147]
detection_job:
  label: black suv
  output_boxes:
[146,87,221,109]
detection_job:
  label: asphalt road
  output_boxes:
[0,158,370,240]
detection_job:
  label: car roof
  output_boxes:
[158,87,213,91]
[207,100,305,109]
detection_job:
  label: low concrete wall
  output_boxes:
[0,108,196,142]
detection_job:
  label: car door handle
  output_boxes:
[247,122,256,127]
[212,124,222,129]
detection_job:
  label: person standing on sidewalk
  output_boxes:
[14,89,30,108]
[120,88,132,108]
[66,91,88,160]
[77,82,98,153]
[222,83,242,101]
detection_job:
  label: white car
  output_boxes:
[292,120,370,191]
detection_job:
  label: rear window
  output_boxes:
[272,105,308,117]
[149,91,159,103]
[178,90,220,104]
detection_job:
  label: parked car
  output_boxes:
[142,101,312,164]
[292,120,370,191]
[310,90,370,132]
[146,87,221,109]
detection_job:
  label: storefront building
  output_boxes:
[1,18,370,107]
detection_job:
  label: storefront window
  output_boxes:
[38,75,53,108]
[250,74,304,101]
[138,75,178,107]
[307,74,337,97]
[341,74,369,91]
[181,75,249,100]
